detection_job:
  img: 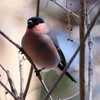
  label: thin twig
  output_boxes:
[86,10,94,100]
[23,65,53,100]
[88,0,100,14]
[62,85,88,100]
[43,9,100,100]
[65,0,73,41]
[0,64,7,72]
[0,80,19,100]
[79,0,85,100]
[18,53,24,99]
[7,71,18,98]
[23,65,33,99]
[50,0,80,19]
[65,92,79,100]
[0,31,21,50]
[45,0,49,8]
[36,0,40,17]
[0,64,18,98]
[40,79,53,100]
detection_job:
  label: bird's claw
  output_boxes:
[34,68,45,76]
[19,47,24,54]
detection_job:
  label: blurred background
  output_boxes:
[0,0,100,100]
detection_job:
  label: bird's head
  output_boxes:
[27,17,49,35]
[27,17,44,28]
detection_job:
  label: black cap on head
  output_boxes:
[27,17,44,29]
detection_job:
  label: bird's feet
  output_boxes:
[35,68,45,76]
[19,47,25,54]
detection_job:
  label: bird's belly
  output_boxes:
[28,48,59,69]
[34,52,59,69]
[22,35,60,69]
[30,45,60,68]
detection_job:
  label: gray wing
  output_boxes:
[47,31,77,83]
[47,31,66,66]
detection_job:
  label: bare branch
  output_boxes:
[18,53,24,99]
[86,9,94,100]
[79,0,85,100]
[45,0,49,8]
[40,79,53,100]
[0,30,21,50]
[61,85,88,100]
[87,18,93,100]
[43,9,100,100]
[56,92,80,100]
[7,71,18,98]
[0,64,18,98]
[0,64,7,73]
[23,65,33,99]
[0,80,19,100]
[36,0,40,17]
[88,0,100,14]
[65,92,79,100]
[23,65,53,100]
[50,0,80,19]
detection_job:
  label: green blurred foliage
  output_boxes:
[38,70,79,100]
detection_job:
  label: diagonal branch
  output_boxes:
[0,30,21,50]
[60,85,88,100]
[7,71,18,98]
[50,0,80,19]
[43,9,100,100]
[88,0,100,14]
[0,64,18,98]
[0,80,19,100]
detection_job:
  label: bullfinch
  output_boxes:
[22,17,76,83]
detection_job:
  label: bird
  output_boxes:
[21,17,76,83]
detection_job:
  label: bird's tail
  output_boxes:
[65,71,77,83]
[58,63,77,83]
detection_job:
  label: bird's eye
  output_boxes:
[27,20,35,28]
[28,20,33,24]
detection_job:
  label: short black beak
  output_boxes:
[27,20,34,28]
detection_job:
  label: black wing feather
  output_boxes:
[47,31,77,83]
